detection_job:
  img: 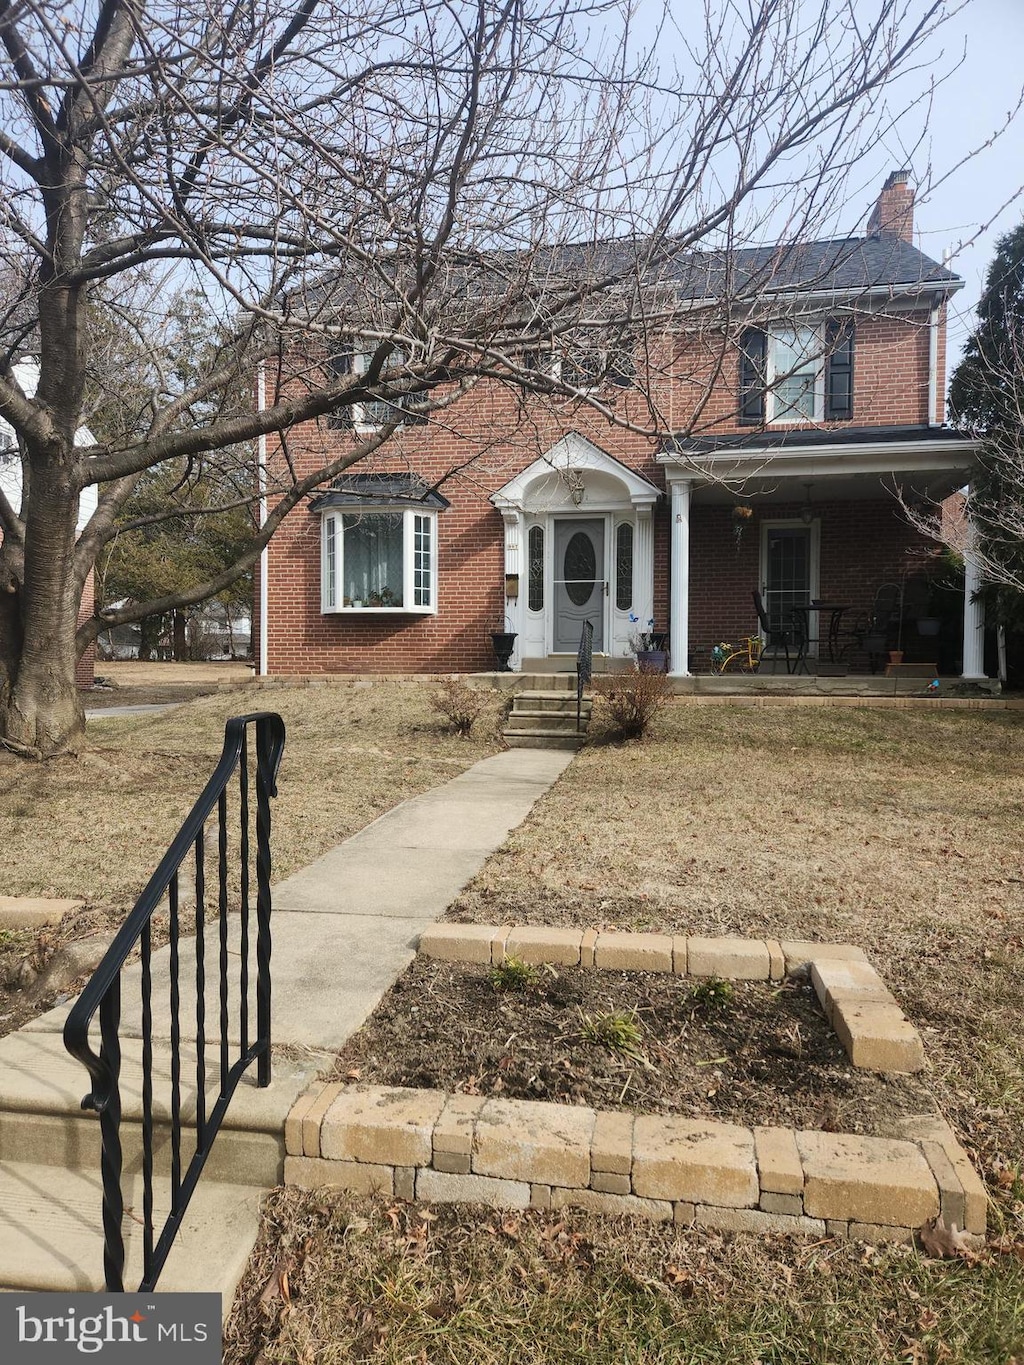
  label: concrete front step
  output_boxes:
[519,657,632,677]
[0,1160,263,1296]
[0,1029,320,1188]
[503,730,587,750]
[514,692,593,714]
[505,711,590,734]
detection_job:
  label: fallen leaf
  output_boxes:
[919,1218,977,1260]
[259,1257,293,1306]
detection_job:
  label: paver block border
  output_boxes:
[280,930,984,1240]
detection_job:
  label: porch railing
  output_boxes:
[576,620,594,730]
[62,712,286,1292]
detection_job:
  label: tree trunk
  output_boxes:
[173,610,187,661]
[0,463,86,756]
[138,614,162,661]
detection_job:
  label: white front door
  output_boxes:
[553,518,605,652]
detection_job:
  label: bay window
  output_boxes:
[316,470,448,615]
[321,507,437,612]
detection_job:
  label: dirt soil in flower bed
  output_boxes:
[328,957,935,1136]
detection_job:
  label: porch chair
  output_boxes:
[752,589,795,674]
[840,581,902,673]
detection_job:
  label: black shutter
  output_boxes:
[739,328,766,424]
[327,344,354,429]
[825,321,854,420]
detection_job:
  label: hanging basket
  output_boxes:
[732,505,753,550]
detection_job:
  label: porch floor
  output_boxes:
[477,670,1001,701]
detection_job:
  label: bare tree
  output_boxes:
[0,0,957,755]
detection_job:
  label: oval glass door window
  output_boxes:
[564,531,597,605]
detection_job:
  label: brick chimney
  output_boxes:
[867,169,915,242]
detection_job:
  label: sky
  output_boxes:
[897,0,1024,380]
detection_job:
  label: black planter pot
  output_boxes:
[635,649,668,673]
[490,631,517,672]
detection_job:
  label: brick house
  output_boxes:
[259,171,983,681]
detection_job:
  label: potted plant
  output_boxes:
[490,621,517,671]
[629,615,668,671]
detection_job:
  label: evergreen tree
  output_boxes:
[948,222,1024,616]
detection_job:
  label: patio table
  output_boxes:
[791,602,848,674]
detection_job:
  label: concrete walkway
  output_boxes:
[84,702,182,720]
[0,745,573,1299]
[267,746,573,1049]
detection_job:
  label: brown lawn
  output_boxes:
[226,701,1024,1365]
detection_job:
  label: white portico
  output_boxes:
[491,434,661,671]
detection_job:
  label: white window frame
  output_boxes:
[321,507,438,614]
[767,325,825,425]
[328,344,417,432]
[352,347,406,431]
[553,341,634,394]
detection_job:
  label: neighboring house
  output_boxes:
[259,171,982,680]
[98,602,252,661]
[0,360,99,687]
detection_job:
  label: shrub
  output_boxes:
[690,976,734,1010]
[489,955,537,992]
[592,666,671,741]
[577,1006,645,1057]
[430,676,485,737]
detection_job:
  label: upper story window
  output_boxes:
[521,338,635,393]
[770,326,821,422]
[314,474,448,614]
[326,344,427,431]
[740,320,854,426]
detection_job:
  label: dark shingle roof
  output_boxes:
[309,473,450,511]
[532,234,959,299]
[662,424,974,456]
[301,232,960,321]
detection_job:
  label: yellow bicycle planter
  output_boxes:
[710,636,764,673]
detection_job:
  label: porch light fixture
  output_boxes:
[800,482,815,525]
[565,468,585,506]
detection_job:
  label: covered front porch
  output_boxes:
[659,425,985,683]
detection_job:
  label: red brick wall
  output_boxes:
[76,568,96,688]
[263,303,945,674]
[668,308,934,433]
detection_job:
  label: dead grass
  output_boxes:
[445,703,1024,1232]
[224,1191,1024,1365]
[85,659,253,708]
[0,678,504,947]
[95,660,253,687]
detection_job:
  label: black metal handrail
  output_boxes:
[576,620,594,730]
[63,712,286,1292]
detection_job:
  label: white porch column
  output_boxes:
[668,476,691,677]
[634,506,655,629]
[961,509,987,680]
[501,509,524,671]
